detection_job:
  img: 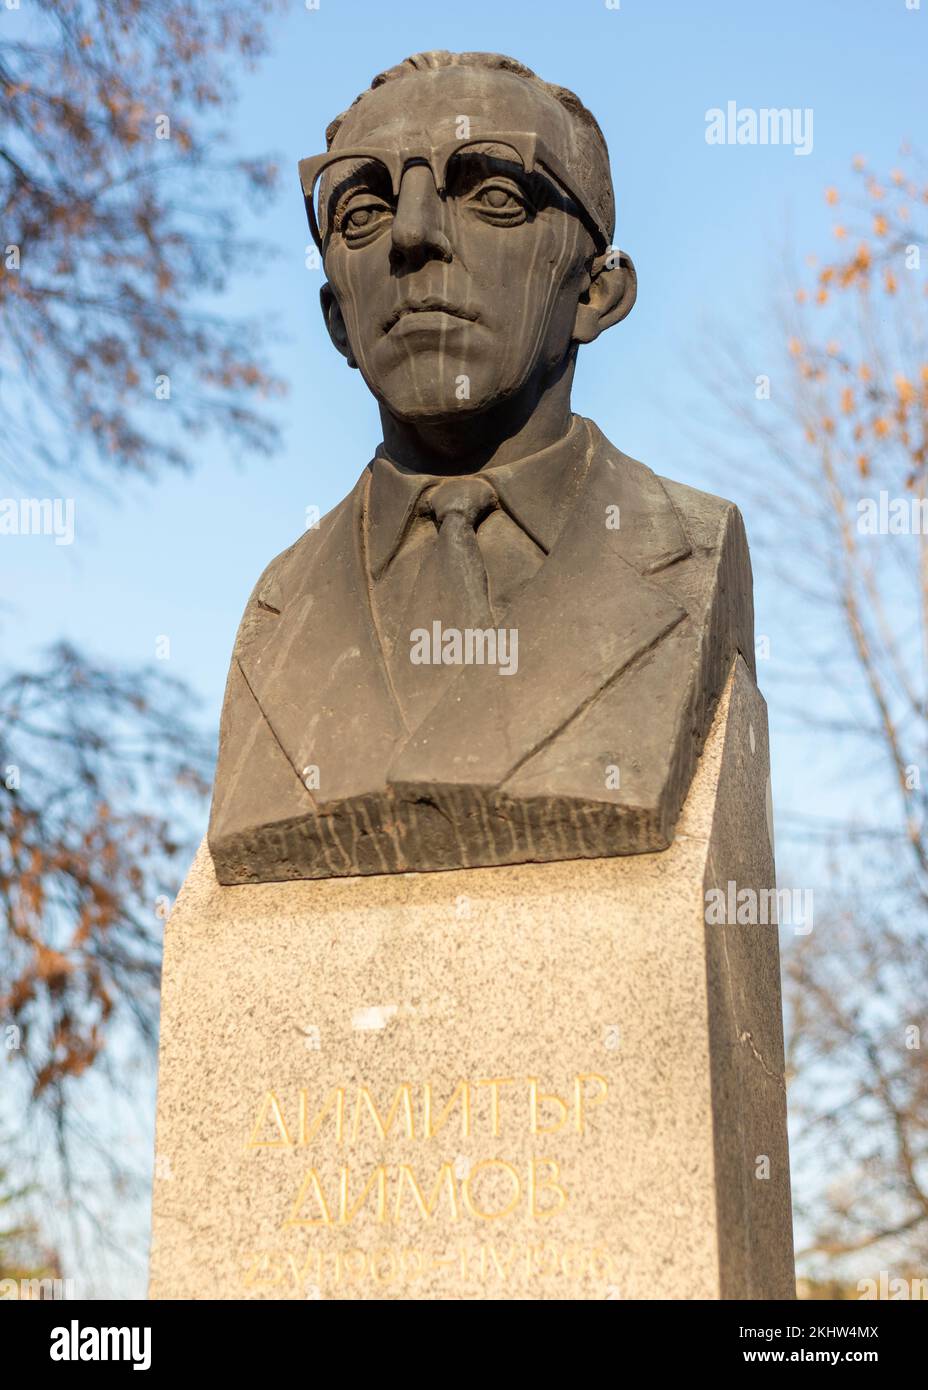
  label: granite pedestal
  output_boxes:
[149,657,794,1300]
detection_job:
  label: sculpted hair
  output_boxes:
[325,50,616,245]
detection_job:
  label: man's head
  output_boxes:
[306,52,636,425]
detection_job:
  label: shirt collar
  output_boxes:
[367,415,592,579]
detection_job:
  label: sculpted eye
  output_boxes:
[469,181,529,224]
[335,196,393,242]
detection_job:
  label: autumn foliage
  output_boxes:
[0,645,211,1101]
[1,3,283,1275]
[791,154,928,487]
[705,150,928,1284]
[0,0,284,487]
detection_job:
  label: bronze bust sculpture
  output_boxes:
[208,51,755,883]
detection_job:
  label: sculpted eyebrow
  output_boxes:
[324,159,393,216]
[444,150,537,195]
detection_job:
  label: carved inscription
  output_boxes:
[239,1074,612,1293]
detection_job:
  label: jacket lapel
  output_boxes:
[236,472,408,804]
[238,424,693,807]
[388,421,691,791]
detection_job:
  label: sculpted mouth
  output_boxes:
[383,299,478,333]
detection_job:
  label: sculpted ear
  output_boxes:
[572,248,637,344]
[320,282,358,368]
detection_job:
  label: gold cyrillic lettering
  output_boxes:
[528,1078,569,1135]
[247,1091,292,1148]
[283,1168,333,1228]
[394,1162,460,1222]
[475,1077,515,1136]
[339,1164,387,1225]
[423,1079,471,1139]
[351,1084,415,1141]
[299,1087,346,1144]
[462,1159,522,1221]
[529,1156,569,1218]
[574,1073,608,1133]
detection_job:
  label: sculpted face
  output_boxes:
[316,67,626,422]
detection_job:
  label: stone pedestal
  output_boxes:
[149,657,794,1300]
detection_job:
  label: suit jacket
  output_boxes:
[208,416,755,883]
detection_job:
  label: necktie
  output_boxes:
[386,474,500,725]
[422,474,498,630]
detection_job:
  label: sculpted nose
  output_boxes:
[390,163,452,266]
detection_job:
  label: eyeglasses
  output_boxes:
[298,131,610,254]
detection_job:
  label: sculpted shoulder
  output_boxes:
[658,472,750,560]
[656,471,756,685]
[230,477,366,658]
